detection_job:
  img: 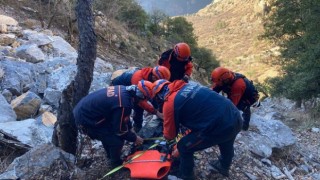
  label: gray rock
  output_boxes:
[298,164,310,173]
[47,63,77,91]
[0,93,16,123]
[0,118,53,146]
[311,173,320,180]
[25,32,53,46]
[51,36,77,58]
[0,64,4,79]
[261,158,272,166]
[311,127,319,133]
[244,172,258,180]
[43,88,62,108]
[90,72,112,92]
[94,58,114,73]
[0,143,80,179]
[1,89,13,103]
[252,114,296,148]
[0,59,35,95]
[270,165,285,179]
[16,44,45,63]
[240,132,273,157]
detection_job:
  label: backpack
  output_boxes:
[234,73,260,106]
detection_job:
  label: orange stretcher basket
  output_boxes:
[124,150,172,179]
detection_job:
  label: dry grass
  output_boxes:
[185,0,278,82]
[283,110,320,131]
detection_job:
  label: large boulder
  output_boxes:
[237,105,296,158]
[0,143,83,179]
[0,118,53,146]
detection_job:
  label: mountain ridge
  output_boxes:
[185,0,278,82]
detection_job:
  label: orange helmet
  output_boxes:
[211,67,235,86]
[152,79,170,98]
[152,66,171,80]
[137,80,154,99]
[173,43,191,61]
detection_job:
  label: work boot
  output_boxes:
[209,160,229,177]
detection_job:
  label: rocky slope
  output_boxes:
[0,3,319,180]
[185,0,279,82]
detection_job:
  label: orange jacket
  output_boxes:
[212,78,246,106]
[130,67,157,114]
[131,67,153,85]
[162,80,187,140]
[228,78,246,106]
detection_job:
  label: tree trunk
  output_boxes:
[52,0,97,155]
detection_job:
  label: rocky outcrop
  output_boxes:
[0,15,114,151]
[0,143,84,180]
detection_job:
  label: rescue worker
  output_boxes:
[158,42,193,82]
[149,79,243,179]
[111,66,170,131]
[211,67,259,131]
[73,80,154,168]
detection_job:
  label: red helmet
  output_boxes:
[152,79,170,98]
[173,43,191,61]
[211,67,235,85]
[152,66,171,80]
[137,80,154,99]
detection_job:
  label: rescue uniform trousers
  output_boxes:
[177,124,241,177]
[84,125,124,166]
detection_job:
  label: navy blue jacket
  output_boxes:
[162,80,242,140]
[73,85,136,142]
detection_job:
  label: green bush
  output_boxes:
[263,0,320,102]
[192,47,220,79]
[164,17,198,47]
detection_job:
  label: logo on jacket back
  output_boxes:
[180,84,200,98]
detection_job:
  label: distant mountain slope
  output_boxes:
[136,0,212,16]
[186,0,278,82]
